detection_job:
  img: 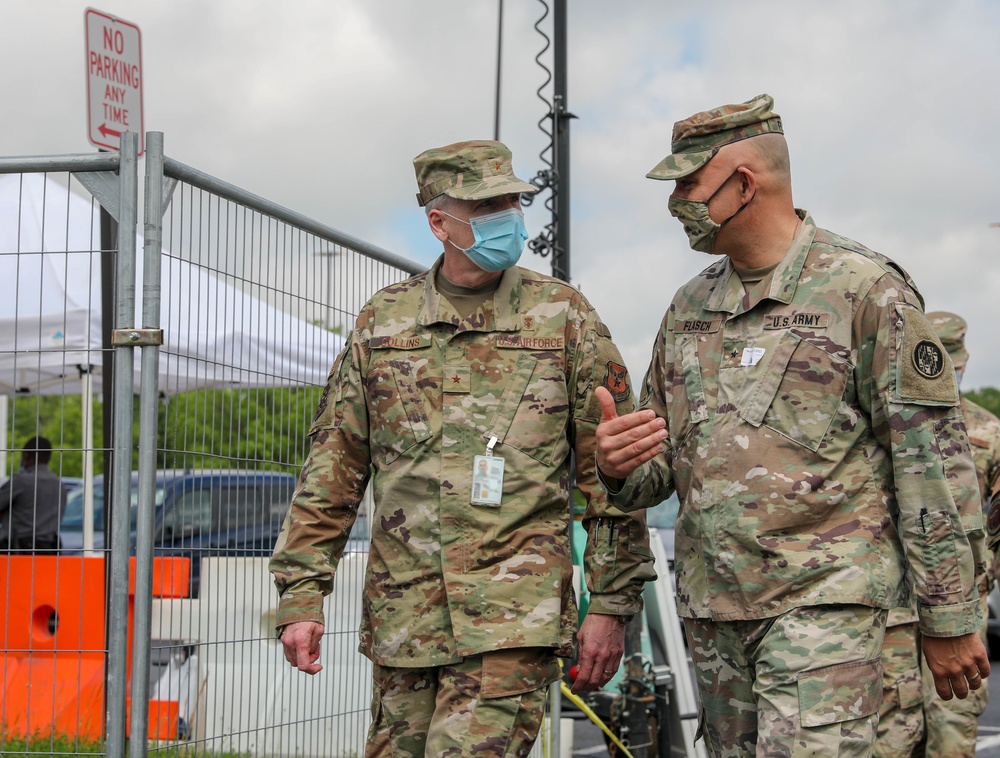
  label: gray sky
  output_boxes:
[6,0,1000,389]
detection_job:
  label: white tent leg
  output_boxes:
[81,371,96,553]
[0,395,7,479]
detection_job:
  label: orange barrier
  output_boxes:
[0,555,190,742]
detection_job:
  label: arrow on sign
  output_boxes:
[98,123,122,139]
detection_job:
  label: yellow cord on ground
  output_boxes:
[559,681,635,758]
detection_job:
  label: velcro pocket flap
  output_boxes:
[798,658,882,728]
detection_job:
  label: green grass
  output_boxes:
[0,731,249,756]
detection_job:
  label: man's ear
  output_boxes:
[737,166,757,202]
[427,209,449,243]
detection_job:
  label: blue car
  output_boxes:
[60,469,299,596]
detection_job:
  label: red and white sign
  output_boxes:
[85,8,144,155]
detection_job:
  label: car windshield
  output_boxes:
[61,481,169,531]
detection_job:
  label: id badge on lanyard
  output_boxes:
[471,435,504,507]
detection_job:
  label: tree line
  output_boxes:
[4,385,1000,481]
[2,387,323,480]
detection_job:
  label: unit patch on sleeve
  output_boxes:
[912,340,944,379]
[988,498,1000,547]
[603,361,631,402]
[892,303,959,406]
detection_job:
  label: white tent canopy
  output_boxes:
[0,172,343,397]
[0,172,344,547]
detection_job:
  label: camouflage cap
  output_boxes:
[927,311,969,372]
[413,140,538,207]
[646,93,784,181]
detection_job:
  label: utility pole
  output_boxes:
[526,0,574,283]
[551,0,572,283]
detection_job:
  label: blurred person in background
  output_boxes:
[0,436,66,551]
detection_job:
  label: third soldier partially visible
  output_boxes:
[877,311,1000,757]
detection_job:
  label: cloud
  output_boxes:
[5,0,1000,389]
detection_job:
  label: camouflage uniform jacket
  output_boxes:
[888,396,1000,626]
[972,401,1000,572]
[607,212,985,637]
[271,256,656,666]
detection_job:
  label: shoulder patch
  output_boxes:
[988,498,1000,544]
[603,361,631,403]
[892,304,959,406]
[912,340,944,379]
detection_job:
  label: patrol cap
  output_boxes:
[413,140,538,207]
[646,93,784,181]
[926,311,969,372]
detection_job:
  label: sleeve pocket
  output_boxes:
[921,509,963,602]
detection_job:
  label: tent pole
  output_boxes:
[80,368,95,552]
[0,395,7,480]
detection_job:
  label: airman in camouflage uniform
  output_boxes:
[594,94,989,757]
[269,140,656,757]
[876,311,1000,757]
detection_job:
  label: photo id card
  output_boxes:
[471,454,504,507]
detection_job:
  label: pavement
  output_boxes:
[571,658,1000,756]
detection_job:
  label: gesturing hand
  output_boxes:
[595,386,667,481]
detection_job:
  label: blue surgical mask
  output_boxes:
[442,208,528,272]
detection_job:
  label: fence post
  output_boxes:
[128,130,165,757]
[105,131,140,758]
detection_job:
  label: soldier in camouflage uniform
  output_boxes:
[269,140,656,757]
[876,311,1000,757]
[594,94,989,757]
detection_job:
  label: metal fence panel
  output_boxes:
[1,137,567,757]
[0,138,421,757]
[138,136,419,757]
[0,150,132,758]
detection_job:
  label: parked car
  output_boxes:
[60,469,301,595]
[59,470,183,551]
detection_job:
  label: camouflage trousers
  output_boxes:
[921,623,989,758]
[365,647,560,758]
[874,621,924,758]
[876,611,988,758]
[684,605,886,758]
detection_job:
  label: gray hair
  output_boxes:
[424,193,462,217]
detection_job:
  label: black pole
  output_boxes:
[99,200,116,530]
[552,0,571,282]
[494,0,503,141]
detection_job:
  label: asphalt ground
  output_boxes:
[570,660,1000,756]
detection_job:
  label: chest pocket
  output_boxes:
[669,334,709,449]
[741,331,853,452]
[486,353,569,467]
[365,352,433,465]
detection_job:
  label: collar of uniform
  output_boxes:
[704,210,815,313]
[416,255,522,331]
